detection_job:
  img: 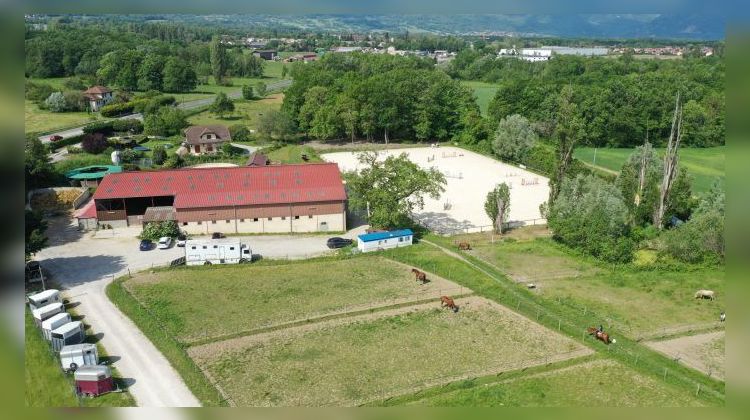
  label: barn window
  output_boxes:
[197,221,202,225]
[226,220,231,223]
[202,246,207,249]
[268,217,272,221]
[240,219,245,222]
[229,247,235,250]
[308,215,313,219]
[281,216,286,220]
[213,245,218,249]
[253,218,259,222]
[399,237,403,242]
[191,246,197,250]
[212,220,217,224]
[182,222,188,226]
[294,215,300,220]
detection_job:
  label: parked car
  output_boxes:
[211,232,226,239]
[49,135,63,142]
[326,237,353,249]
[139,239,153,251]
[176,234,187,247]
[157,237,173,249]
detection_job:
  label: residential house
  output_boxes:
[83,86,113,112]
[184,125,231,155]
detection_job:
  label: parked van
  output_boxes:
[185,239,251,266]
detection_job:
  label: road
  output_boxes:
[34,214,362,406]
[38,79,292,144]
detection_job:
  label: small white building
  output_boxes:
[357,229,414,253]
[185,239,252,265]
[83,86,113,112]
[27,289,60,311]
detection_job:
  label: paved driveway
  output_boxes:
[34,214,356,406]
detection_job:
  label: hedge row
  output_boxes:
[100,95,176,117]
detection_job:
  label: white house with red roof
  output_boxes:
[91,163,347,234]
[183,125,231,155]
[82,86,113,111]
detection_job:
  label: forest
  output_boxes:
[447,50,725,148]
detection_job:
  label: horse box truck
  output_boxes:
[184,239,251,266]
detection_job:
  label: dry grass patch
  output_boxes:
[193,296,588,406]
[646,331,725,380]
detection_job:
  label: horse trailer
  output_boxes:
[59,343,98,372]
[184,239,251,266]
[42,312,72,341]
[51,321,85,352]
[357,229,414,253]
[32,302,64,327]
[74,365,114,397]
[27,289,60,311]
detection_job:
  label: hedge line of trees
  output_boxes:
[448,52,724,148]
[282,53,479,143]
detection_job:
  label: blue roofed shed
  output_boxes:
[357,229,413,253]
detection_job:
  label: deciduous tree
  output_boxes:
[484,183,511,233]
[492,114,537,162]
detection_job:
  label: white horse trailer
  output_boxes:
[185,239,251,266]
[59,343,98,372]
[51,321,85,352]
[27,289,61,311]
[32,302,64,327]
[42,312,72,340]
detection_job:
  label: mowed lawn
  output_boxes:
[460,80,499,115]
[574,146,725,194]
[407,358,707,407]
[186,94,283,129]
[443,233,725,338]
[196,302,584,406]
[126,256,457,344]
[25,99,99,134]
[171,69,285,102]
[266,144,323,164]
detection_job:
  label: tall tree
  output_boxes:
[210,35,228,85]
[25,210,48,260]
[654,94,683,228]
[616,141,663,226]
[137,53,165,91]
[549,85,585,206]
[255,81,267,98]
[162,57,197,92]
[209,92,234,118]
[492,114,537,162]
[25,137,56,192]
[484,183,511,234]
[346,152,446,228]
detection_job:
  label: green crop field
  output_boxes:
[125,256,462,344]
[186,95,283,129]
[574,146,725,194]
[460,80,499,116]
[432,233,725,339]
[405,358,706,407]
[193,301,585,406]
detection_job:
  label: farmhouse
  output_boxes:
[82,85,113,111]
[91,163,347,234]
[357,229,413,253]
[183,125,231,155]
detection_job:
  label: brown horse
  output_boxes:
[457,242,472,251]
[440,295,459,312]
[411,268,428,284]
[586,327,615,344]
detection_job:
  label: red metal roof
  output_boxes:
[93,163,347,209]
[74,200,97,219]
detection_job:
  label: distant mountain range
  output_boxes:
[147,14,725,40]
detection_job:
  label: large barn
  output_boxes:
[91,163,348,234]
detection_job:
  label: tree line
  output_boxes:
[448,51,724,148]
[282,52,479,143]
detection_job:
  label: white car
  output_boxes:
[176,234,187,247]
[157,237,173,249]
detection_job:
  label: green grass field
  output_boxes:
[25,310,134,407]
[406,358,706,407]
[186,94,283,129]
[266,144,322,164]
[460,80,499,115]
[25,100,100,134]
[574,146,725,194]
[195,302,583,406]
[126,256,456,344]
[438,233,725,338]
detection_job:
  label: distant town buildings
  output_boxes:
[498,47,552,62]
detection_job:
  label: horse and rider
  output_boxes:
[587,324,615,344]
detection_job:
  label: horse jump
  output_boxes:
[586,327,615,344]
[440,295,459,312]
[457,242,472,250]
[411,268,428,284]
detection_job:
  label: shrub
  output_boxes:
[111,119,144,134]
[45,92,67,112]
[229,124,252,142]
[152,145,167,165]
[242,85,254,100]
[25,82,55,103]
[83,121,115,135]
[163,154,184,169]
[492,114,537,163]
[100,102,136,117]
[140,220,181,240]
[119,149,143,163]
[81,133,109,154]
[62,77,86,91]
[144,107,187,136]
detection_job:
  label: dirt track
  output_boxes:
[646,331,725,380]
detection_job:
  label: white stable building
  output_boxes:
[357,229,414,253]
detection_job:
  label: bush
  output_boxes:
[548,174,635,263]
[100,102,135,117]
[81,133,109,154]
[63,91,87,112]
[139,221,181,241]
[119,149,143,163]
[111,119,144,134]
[144,107,187,137]
[152,145,167,165]
[83,120,115,135]
[229,124,253,142]
[492,114,537,163]
[121,163,140,171]
[163,154,184,169]
[62,77,86,91]
[242,85,254,100]
[45,92,67,112]
[25,82,55,103]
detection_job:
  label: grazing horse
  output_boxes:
[411,268,428,284]
[457,242,472,251]
[440,295,459,312]
[586,327,615,344]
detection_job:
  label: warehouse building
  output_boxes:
[91,163,348,234]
